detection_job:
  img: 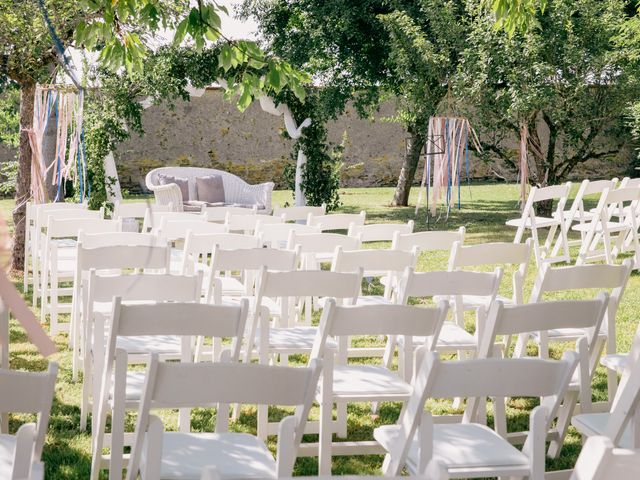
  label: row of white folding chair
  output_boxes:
[40,217,121,334]
[507,182,572,267]
[71,235,172,380]
[23,201,87,295]
[90,298,249,480]
[31,207,103,307]
[79,270,203,431]
[574,187,640,267]
[0,362,58,480]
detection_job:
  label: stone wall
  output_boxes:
[1,88,634,192]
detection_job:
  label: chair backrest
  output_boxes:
[273,204,326,222]
[225,212,285,233]
[332,247,417,277]
[307,211,366,231]
[203,205,258,222]
[479,294,609,359]
[287,232,361,254]
[392,227,466,253]
[37,207,102,232]
[76,241,171,272]
[78,231,160,248]
[571,436,640,480]
[158,218,228,242]
[0,362,58,460]
[150,183,184,212]
[448,240,532,304]
[311,299,449,363]
[142,211,204,232]
[530,183,571,203]
[127,356,322,479]
[399,268,503,305]
[618,177,640,189]
[348,221,414,243]
[257,268,362,301]
[113,202,172,220]
[46,217,121,239]
[181,232,261,275]
[256,222,320,248]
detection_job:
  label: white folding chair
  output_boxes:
[332,247,417,307]
[572,337,640,450]
[310,300,448,474]
[248,269,361,439]
[506,183,571,266]
[348,220,414,244]
[203,205,257,223]
[0,362,58,480]
[446,239,532,306]
[393,268,503,357]
[70,241,171,380]
[225,212,284,234]
[79,271,203,431]
[523,260,633,403]
[307,211,366,231]
[273,203,326,222]
[91,299,248,480]
[125,355,322,480]
[375,351,578,479]
[575,187,640,267]
[256,222,319,248]
[40,217,121,333]
[31,207,102,307]
[287,232,361,269]
[478,296,609,457]
[205,246,298,304]
[24,201,86,295]
[570,436,640,480]
[559,179,617,248]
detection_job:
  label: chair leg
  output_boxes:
[80,353,92,431]
[337,401,347,438]
[109,358,127,480]
[319,393,333,475]
[548,390,579,459]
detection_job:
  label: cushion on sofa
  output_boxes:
[196,175,226,204]
[158,174,189,201]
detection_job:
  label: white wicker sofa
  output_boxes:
[145,167,274,213]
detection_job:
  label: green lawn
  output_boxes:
[5,184,638,479]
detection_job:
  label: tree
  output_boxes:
[243,0,469,206]
[1,0,309,271]
[0,0,83,271]
[457,0,639,192]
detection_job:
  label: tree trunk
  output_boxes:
[391,132,425,207]
[11,83,35,272]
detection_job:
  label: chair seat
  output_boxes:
[436,323,477,351]
[261,327,337,352]
[572,413,634,448]
[506,216,560,229]
[600,353,628,373]
[374,423,530,472]
[142,432,277,480]
[329,365,412,399]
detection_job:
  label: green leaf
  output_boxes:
[174,18,189,45]
[237,85,253,112]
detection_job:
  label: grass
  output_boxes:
[4,183,639,479]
